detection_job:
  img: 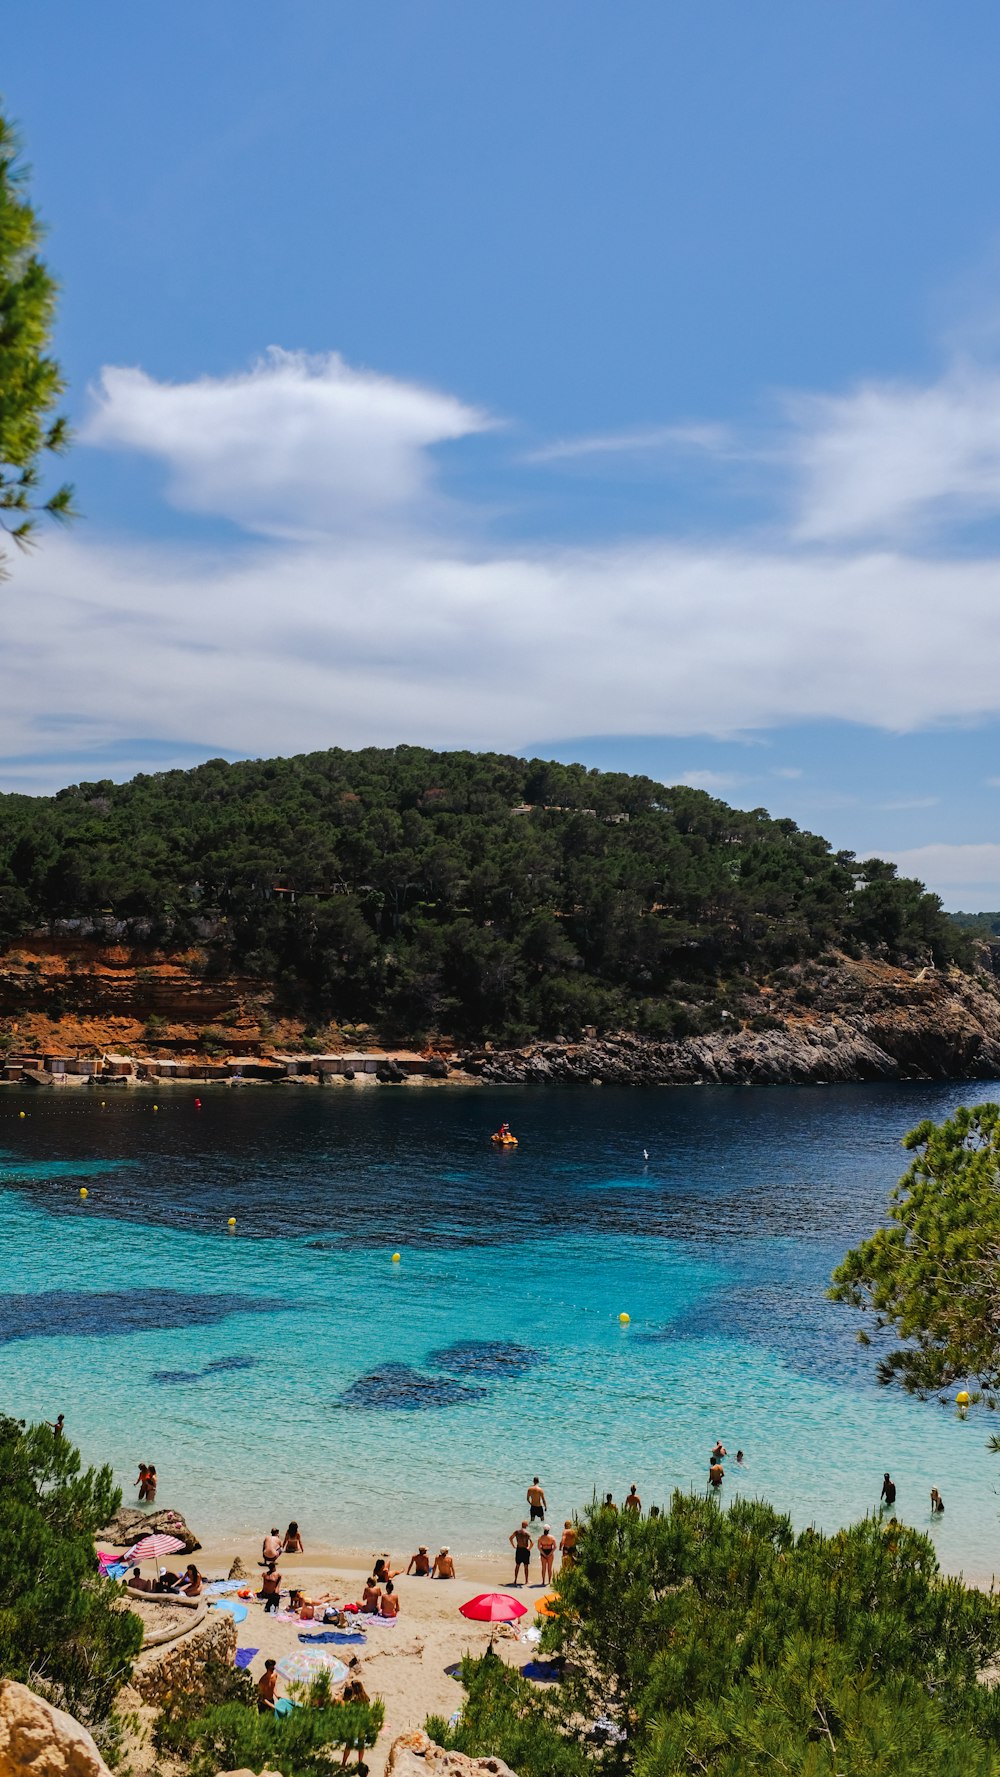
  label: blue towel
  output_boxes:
[105,1563,128,1581]
[522,1659,562,1683]
[235,1647,259,1669]
[297,1629,366,1645]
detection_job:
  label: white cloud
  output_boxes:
[876,796,940,811]
[678,769,745,791]
[8,532,1000,793]
[884,844,1000,908]
[526,422,733,464]
[790,366,1000,542]
[772,766,803,779]
[84,349,492,537]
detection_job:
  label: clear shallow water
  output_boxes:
[2,1082,1000,1575]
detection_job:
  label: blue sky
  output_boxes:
[5,2,1000,903]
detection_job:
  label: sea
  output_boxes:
[2,1080,999,1577]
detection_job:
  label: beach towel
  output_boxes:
[205,1579,246,1595]
[522,1658,562,1683]
[103,1563,129,1581]
[356,1612,396,1627]
[297,1630,366,1645]
[234,1647,259,1669]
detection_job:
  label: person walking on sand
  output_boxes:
[559,1521,577,1569]
[261,1526,282,1565]
[510,1521,534,1585]
[527,1477,547,1522]
[537,1524,557,1584]
[624,1484,641,1513]
[880,1472,896,1509]
[257,1659,279,1714]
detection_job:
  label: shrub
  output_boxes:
[0,1415,142,1728]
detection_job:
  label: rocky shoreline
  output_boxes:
[459,956,1000,1087]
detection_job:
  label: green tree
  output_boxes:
[0,112,73,573]
[431,1495,1000,1777]
[830,1103,1000,1400]
[0,1414,142,1727]
[160,1666,385,1776]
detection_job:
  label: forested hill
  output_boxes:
[0,747,967,1043]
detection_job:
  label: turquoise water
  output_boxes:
[2,1082,999,1575]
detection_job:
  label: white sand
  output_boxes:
[193,1535,556,1775]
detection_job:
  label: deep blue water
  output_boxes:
[1,1081,998,1573]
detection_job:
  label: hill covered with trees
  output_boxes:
[0,747,968,1047]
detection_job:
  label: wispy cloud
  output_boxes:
[771,766,803,779]
[525,422,734,465]
[788,365,1000,543]
[876,796,941,811]
[885,843,1000,902]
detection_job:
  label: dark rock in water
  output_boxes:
[426,1340,544,1377]
[339,1362,489,1411]
[0,1289,289,1345]
[203,1353,257,1374]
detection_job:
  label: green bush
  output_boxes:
[431,1494,1000,1777]
[159,1668,384,1777]
[0,1415,142,1729]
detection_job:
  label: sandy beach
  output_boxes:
[178,1535,550,1775]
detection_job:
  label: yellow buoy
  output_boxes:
[18,1111,25,1119]
[619,1312,631,1324]
[79,1187,88,1199]
[956,1390,971,1407]
[153,1104,158,1111]
[392,1252,401,1263]
[227,1216,237,1228]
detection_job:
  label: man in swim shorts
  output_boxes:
[526,1476,547,1521]
[257,1659,278,1714]
[431,1547,455,1578]
[510,1521,534,1585]
[708,1461,724,1489]
[559,1521,577,1568]
[880,1472,896,1508]
[407,1545,431,1575]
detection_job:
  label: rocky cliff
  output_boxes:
[465,955,1000,1086]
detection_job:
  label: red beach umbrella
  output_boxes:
[458,1592,527,1645]
[459,1592,528,1622]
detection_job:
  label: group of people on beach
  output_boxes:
[256,1523,458,1624]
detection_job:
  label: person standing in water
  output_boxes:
[708,1460,725,1490]
[930,1487,945,1513]
[526,1477,547,1522]
[624,1484,641,1513]
[880,1472,896,1508]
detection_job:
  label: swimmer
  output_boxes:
[711,1440,727,1463]
[930,1487,945,1514]
[708,1460,725,1490]
[880,1472,896,1508]
[736,1450,744,1465]
[527,1476,547,1521]
[624,1484,641,1513]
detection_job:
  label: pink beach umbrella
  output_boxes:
[127,1532,186,1579]
[459,1591,527,1646]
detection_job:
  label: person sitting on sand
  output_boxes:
[361,1576,382,1614]
[559,1521,577,1569]
[380,1579,400,1618]
[177,1564,203,1597]
[708,1460,724,1490]
[624,1484,641,1513]
[283,1520,304,1553]
[257,1659,279,1715]
[431,1547,455,1578]
[537,1524,557,1584]
[129,1566,153,1593]
[261,1564,282,1612]
[157,1566,181,1592]
[373,1555,401,1583]
[407,1545,431,1575]
[261,1526,282,1564]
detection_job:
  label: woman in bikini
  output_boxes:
[283,1520,304,1553]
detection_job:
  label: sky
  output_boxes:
[5,2,1000,904]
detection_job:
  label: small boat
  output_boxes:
[491,1132,518,1147]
